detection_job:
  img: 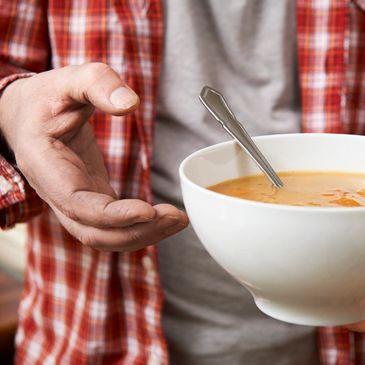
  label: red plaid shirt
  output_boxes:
[1,0,365,364]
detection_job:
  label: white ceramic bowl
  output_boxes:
[179,133,365,326]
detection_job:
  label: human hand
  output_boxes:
[344,321,365,332]
[0,63,188,251]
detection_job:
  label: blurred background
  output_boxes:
[0,224,26,364]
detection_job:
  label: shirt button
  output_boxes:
[142,255,154,271]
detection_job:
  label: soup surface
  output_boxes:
[208,171,365,207]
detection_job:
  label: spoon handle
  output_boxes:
[199,86,284,188]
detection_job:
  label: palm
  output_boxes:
[62,122,114,198]
[26,106,115,218]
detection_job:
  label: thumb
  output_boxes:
[64,62,139,116]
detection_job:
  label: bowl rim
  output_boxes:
[179,133,365,214]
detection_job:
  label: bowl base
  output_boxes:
[255,297,365,326]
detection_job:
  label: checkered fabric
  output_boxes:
[1,0,365,364]
[297,0,365,364]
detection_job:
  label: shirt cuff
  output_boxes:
[0,72,44,229]
[0,156,25,209]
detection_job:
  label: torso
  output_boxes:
[152,1,320,364]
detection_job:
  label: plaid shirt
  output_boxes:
[1,0,365,364]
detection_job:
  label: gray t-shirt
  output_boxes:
[152,1,320,364]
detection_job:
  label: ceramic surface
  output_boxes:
[179,134,365,326]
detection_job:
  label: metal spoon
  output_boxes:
[199,86,284,188]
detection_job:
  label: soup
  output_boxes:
[208,171,365,207]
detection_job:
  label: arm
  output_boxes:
[0,0,51,228]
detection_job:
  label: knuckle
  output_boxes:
[48,95,69,118]
[84,62,111,84]
[67,191,87,221]
[103,200,145,225]
[79,232,98,248]
[114,205,132,222]
[60,206,79,222]
[125,227,145,246]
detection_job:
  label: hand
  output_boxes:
[0,63,188,251]
[344,321,365,333]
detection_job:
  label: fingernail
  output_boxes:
[110,86,138,109]
[165,222,186,236]
[159,215,188,236]
[159,216,180,229]
[179,211,189,226]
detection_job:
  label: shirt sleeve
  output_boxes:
[0,156,45,229]
[0,0,50,229]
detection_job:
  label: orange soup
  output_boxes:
[208,171,365,207]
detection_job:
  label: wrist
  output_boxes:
[0,78,30,161]
[0,73,34,98]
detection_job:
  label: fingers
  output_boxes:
[4,62,189,252]
[344,320,365,332]
[3,63,139,151]
[68,192,157,228]
[53,203,189,252]
[21,134,160,229]
[63,63,139,116]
